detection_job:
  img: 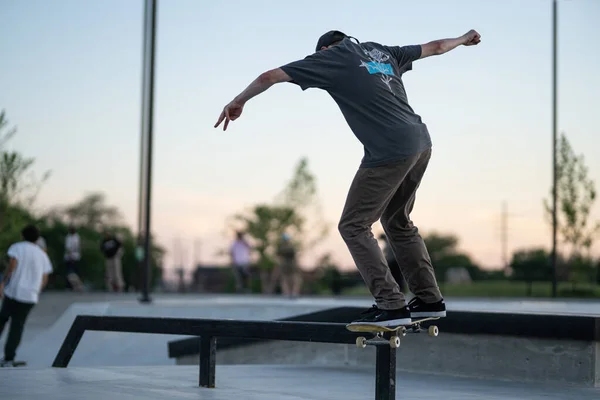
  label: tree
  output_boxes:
[312,253,343,295]
[58,192,122,230]
[0,110,16,148]
[0,109,50,261]
[0,109,50,207]
[275,157,330,253]
[544,133,600,284]
[228,157,329,293]
[423,232,481,282]
[510,248,553,296]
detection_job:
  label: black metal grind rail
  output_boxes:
[52,315,401,400]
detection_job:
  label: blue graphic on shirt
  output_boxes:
[363,61,394,76]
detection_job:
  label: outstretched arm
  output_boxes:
[215,68,292,131]
[419,29,481,59]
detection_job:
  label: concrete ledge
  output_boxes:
[175,332,599,387]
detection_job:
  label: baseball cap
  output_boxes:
[315,30,349,52]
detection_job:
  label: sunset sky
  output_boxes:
[1,0,599,278]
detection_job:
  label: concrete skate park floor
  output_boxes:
[2,365,599,400]
[1,292,599,399]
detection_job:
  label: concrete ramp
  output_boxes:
[180,329,598,386]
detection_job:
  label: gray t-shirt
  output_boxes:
[280,38,431,168]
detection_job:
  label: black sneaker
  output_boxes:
[408,297,446,318]
[348,305,412,327]
[357,304,380,319]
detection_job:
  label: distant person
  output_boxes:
[64,226,84,291]
[0,224,53,367]
[229,231,252,292]
[214,29,482,326]
[379,233,407,293]
[100,231,124,292]
[276,233,302,298]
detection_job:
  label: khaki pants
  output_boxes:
[280,268,302,297]
[338,148,442,310]
[105,257,124,292]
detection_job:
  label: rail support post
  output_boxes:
[199,336,216,388]
[375,342,396,400]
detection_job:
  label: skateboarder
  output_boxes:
[0,224,53,366]
[215,29,481,327]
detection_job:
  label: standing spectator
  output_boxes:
[64,226,84,291]
[0,224,53,367]
[276,233,302,298]
[229,231,252,292]
[101,231,124,292]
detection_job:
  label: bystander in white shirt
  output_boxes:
[4,242,53,304]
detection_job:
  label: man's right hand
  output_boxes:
[420,30,481,59]
[215,100,244,131]
[462,30,481,46]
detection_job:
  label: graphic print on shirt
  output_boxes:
[358,47,395,94]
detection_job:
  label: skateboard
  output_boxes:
[346,317,440,349]
[0,360,26,367]
[67,272,84,292]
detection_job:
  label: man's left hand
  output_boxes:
[215,100,244,131]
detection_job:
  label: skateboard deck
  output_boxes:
[0,360,26,367]
[346,317,440,348]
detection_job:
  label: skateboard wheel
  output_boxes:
[428,325,439,337]
[389,336,401,348]
[356,337,367,348]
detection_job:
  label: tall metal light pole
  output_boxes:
[138,0,157,303]
[551,0,558,298]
